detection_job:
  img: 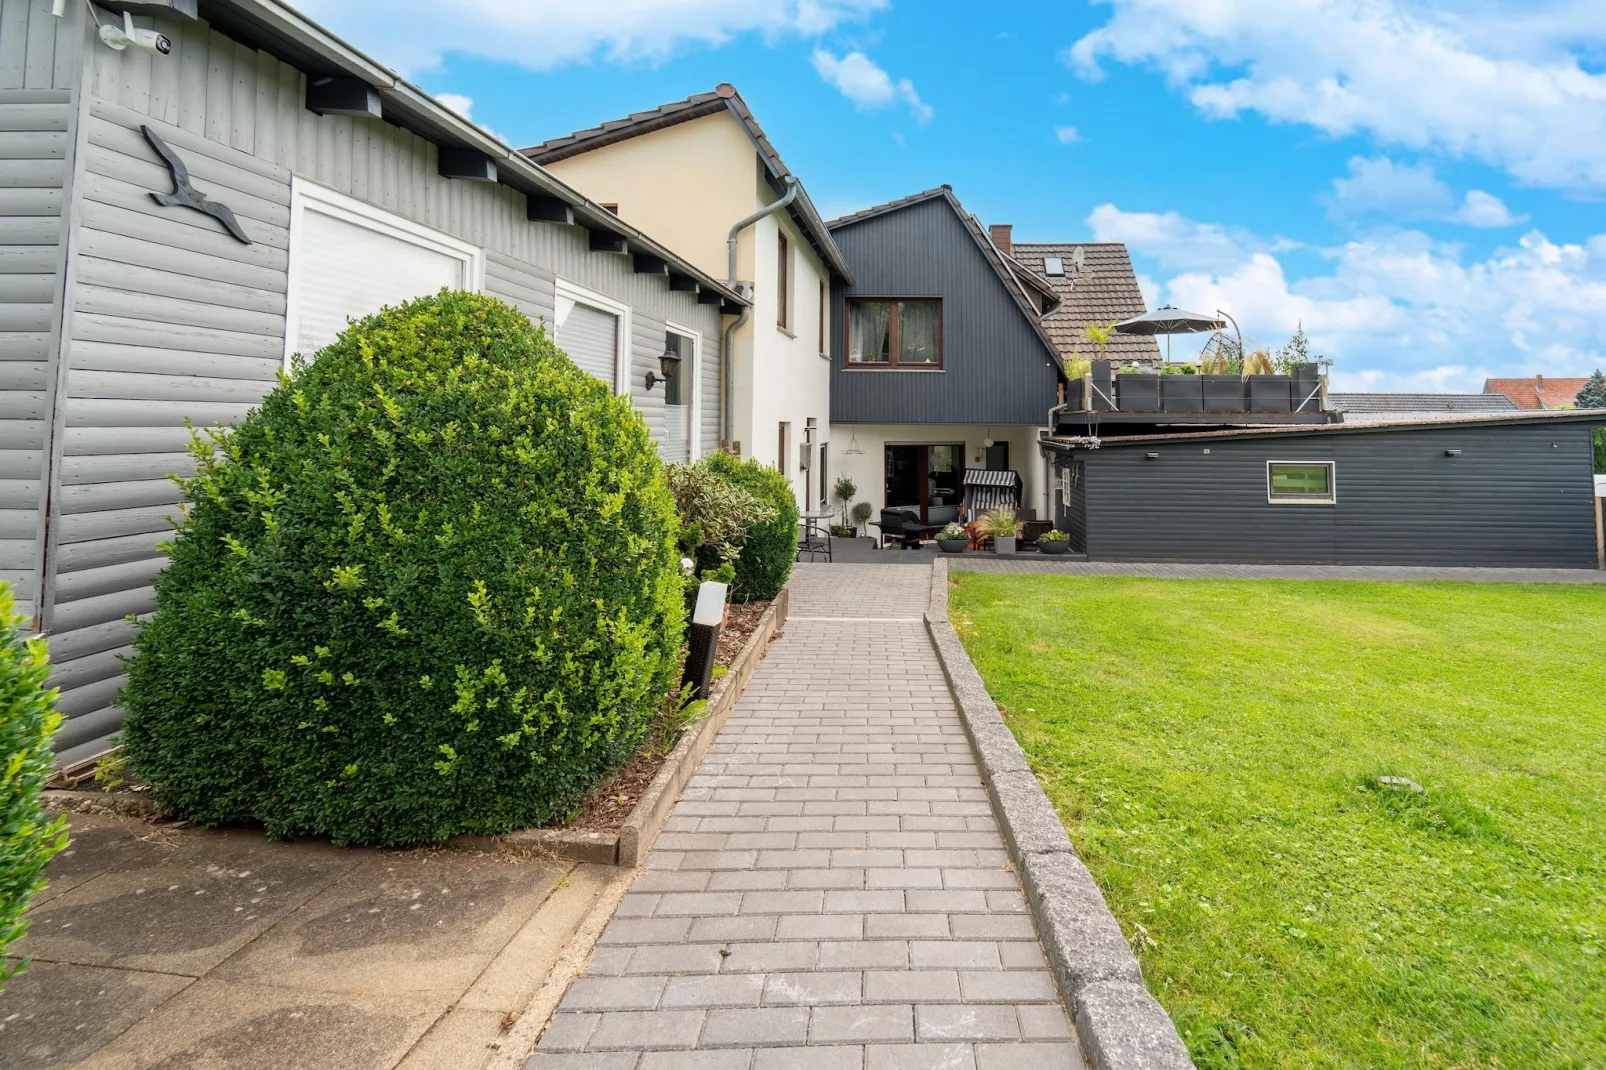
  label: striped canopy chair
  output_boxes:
[962,469,1023,523]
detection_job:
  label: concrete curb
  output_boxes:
[448,587,789,867]
[926,559,1194,1070]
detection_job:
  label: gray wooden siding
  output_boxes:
[1065,422,1600,568]
[36,12,722,763]
[0,0,83,625]
[829,197,1059,426]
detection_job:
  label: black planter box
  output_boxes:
[1116,374,1161,411]
[1202,375,1246,412]
[1247,375,1293,412]
[1161,375,1203,411]
[1292,362,1321,411]
[1091,360,1114,411]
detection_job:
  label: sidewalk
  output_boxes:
[529,564,1085,1069]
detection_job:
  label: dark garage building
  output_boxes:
[1044,412,1606,568]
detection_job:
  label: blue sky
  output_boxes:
[299,0,1606,392]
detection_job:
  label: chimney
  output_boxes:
[1535,373,1544,392]
[989,224,1012,256]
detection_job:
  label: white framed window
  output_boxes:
[1267,461,1336,504]
[663,321,701,463]
[553,278,630,394]
[284,178,483,368]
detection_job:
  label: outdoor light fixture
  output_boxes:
[645,345,681,390]
[680,581,729,702]
[1445,448,1462,457]
[1145,452,1160,460]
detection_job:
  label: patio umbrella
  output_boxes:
[1112,305,1237,364]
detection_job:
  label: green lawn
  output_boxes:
[950,574,1606,1070]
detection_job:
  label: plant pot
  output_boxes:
[1202,375,1246,412]
[831,526,856,538]
[993,536,1016,555]
[936,538,967,554]
[1116,374,1161,411]
[1037,540,1069,555]
[1247,375,1292,412]
[1161,375,1203,412]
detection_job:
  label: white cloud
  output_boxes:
[1065,0,1606,191]
[429,92,510,145]
[1055,125,1082,144]
[1090,204,1606,391]
[811,49,932,123]
[1455,189,1525,228]
[295,0,886,76]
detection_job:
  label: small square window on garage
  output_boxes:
[285,179,483,365]
[1267,461,1335,504]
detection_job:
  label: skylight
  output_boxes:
[1044,256,1065,276]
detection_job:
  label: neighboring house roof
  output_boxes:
[825,185,1065,374]
[1330,392,1518,414]
[520,84,852,282]
[194,0,747,308]
[1013,242,1162,368]
[1042,408,1606,448]
[1482,376,1591,410]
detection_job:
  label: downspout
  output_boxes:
[722,177,801,446]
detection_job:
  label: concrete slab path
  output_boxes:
[0,811,621,1070]
[529,564,1086,1070]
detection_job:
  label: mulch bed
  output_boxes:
[48,599,774,840]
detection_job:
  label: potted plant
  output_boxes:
[851,501,872,538]
[832,475,857,535]
[981,506,1018,554]
[934,522,969,554]
[1037,529,1071,555]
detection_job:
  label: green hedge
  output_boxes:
[0,583,68,993]
[121,292,685,846]
[697,452,797,602]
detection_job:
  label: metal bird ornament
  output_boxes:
[141,125,253,245]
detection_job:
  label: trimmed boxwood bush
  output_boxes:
[0,583,68,992]
[696,452,797,602]
[120,292,685,846]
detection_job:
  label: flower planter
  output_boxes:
[1161,375,1203,412]
[1202,375,1246,412]
[993,536,1016,555]
[1247,375,1292,412]
[1116,374,1161,411]
[936,539,967,554]
[831,527,857,538]
[1037,540,1069,555]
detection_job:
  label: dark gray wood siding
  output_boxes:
[1062,422,1600,568]
[829,197,1058,425]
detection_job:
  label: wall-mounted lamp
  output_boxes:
[1145,452,1160,460]
[645,345,682,390]
[1445,448,1462,457]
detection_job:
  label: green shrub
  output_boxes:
[1594,428,1605,475]
[120,292,685,846]
[698,452,797,602]
[0,583,68,993]
[666,460,777,567]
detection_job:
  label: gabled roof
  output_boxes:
[826,185,1064,374]
[521,84,852,282]
[1330,392,1517,414]
[1482,377,1591,411]
[1013,243,1161,367]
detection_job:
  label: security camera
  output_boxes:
[99,10,171,55]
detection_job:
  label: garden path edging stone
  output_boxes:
[925,558,1195,1070]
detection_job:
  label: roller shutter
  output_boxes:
[554,300,620,387]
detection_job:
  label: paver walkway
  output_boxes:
[529,564,1084,1070]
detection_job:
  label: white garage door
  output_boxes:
[285,180,484,365]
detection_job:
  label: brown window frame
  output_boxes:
[776,231,790,330]
[843,298,944,370]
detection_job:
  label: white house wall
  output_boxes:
[830,424,1053,525]
[31,2,724,765]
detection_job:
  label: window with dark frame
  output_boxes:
[1266,461,1335,504]
[777,232,790,329]
[845,299,942,368]
[818,280,826,354]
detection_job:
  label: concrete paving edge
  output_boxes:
[925,558,1195,1070]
